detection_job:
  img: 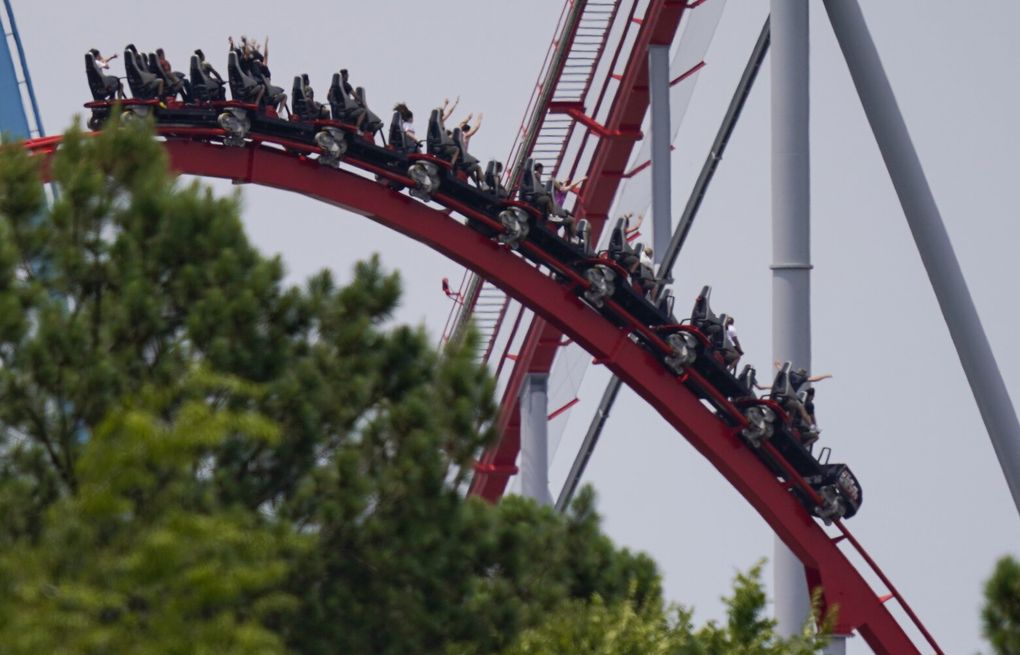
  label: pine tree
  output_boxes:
[983,555,1020,655]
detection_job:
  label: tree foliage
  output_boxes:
[502,561,830,655]
[983,555,1020,655]
[0,120,662,654]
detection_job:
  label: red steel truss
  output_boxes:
[470,0,691,501]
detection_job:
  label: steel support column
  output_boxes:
[520,373,552,505]
[648,43,672,266]
[823,0,1020,520]
[555,375,623,512]
[770,0,812,638]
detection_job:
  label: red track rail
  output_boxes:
[23,132,942,653]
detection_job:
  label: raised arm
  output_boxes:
[442,96,460,121]
[624,212,644,234]
[808,373,833,383]
[466,112,483,137]
[565,174,587,192]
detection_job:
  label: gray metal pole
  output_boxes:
[556,18,771,514]
[649,44,672,267]
[660,17,771,279]
[520,373,552,506]
[823,0,1020,518]
[555,375,623,513]
[770,0,812,638]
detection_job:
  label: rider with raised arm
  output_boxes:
[88,48,125,99]
[767,363,832,442]
[457,112,482,149]
[441,96,459,122]
[532,162,579,239]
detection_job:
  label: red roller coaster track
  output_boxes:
[25,129,941,653]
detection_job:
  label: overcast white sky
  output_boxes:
[13,1,1020,652]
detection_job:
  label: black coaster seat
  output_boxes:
[123,47,162,99]
[190,54,225,102]
[292,76,312,119]
[426,109,459,163]
[227,51,263,104]
[484,160,508,198]
[452,128,479,168]
[354,87,383,133]
[388,111,419,153]
[145,52,185,100]
[769,362,817,444]
[85,52,119,101]
[327,73,365,126]
[519,157,550,206]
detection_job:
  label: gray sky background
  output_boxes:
[14,1,1020,652]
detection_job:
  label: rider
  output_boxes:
[723,315,744,372]
[88,48,124,99]
[194,49,226,100]
[770,364,832,442]
[532,162,578,239]
[156,48,192,102]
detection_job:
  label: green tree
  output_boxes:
[0,375,300,654]
[983,555,1020,655]
[0,118,660,653]
[503,562,830,655]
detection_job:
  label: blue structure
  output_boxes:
[0,0,43,138]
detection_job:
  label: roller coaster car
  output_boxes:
[407,109,468,200]
[190,54,226,102]
[728,391,862,523]
[577,256,664,328]
[815,456,863,521]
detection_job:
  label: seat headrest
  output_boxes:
[770,362,795,400]
[388,111,404,143]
